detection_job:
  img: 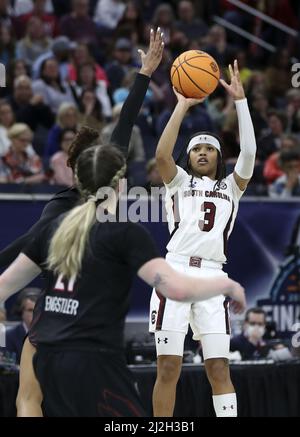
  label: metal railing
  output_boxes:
[213,0,299,54]
[226,0,298,38]
[213,15,276,52]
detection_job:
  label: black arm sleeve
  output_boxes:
[110,73,150,158]
[0,198,72,268]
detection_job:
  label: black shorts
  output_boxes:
[33,347,147,417]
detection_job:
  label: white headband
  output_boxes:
[186,134,222,155]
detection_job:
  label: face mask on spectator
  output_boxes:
[245,324,265,339]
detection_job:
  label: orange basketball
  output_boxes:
[170,50,220,99]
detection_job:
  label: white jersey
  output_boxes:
[165,166,244,263]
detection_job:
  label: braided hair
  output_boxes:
[48,144,126,279]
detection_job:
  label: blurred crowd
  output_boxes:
[0,0,300,196]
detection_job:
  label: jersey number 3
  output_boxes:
[199,202,216,232]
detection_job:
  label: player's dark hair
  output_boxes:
[48,144,126,279]
[67,126,99,171]
[245,307,266,322]
[177,131,226,192]
[58,127,77,145]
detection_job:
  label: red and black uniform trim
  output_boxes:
[223,298,231,335]
[169,193,180,241]
[155,289,166,331]
[223,202,234,258]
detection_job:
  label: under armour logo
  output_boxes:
[222,405,234,410]
[157,337,168,344]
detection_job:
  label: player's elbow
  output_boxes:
[155,147,171,163]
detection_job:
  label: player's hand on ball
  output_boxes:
[173,87,206,108]
[220,59,245,101]
[138,28,164,77]
[225,280,246,314]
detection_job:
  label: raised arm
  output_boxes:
[220,60,257,191]
[138,258,246,314]
[156,89,205,184]
[110,28,164,156]
[0,254,41,303]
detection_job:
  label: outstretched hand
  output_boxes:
[173,87,206,108]
[226,280,246,314]
[138,28,164,77]
[220,59,245,101]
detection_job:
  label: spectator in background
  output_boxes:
[269,147,300,197]
[3,59,30,98]
[78,89,105,131]
[230,308,267,360]
[235,50,253,88]
[207,92,235,134]
[257,110,287,162]
[145,158,163,193]
[71,62,111,119]
[106,38,138,92]
[68,43,109,87]
[9,76,54,135]
[8,59,29,80]
[247,70,268,100]
[175,0,208,41]
[151,3,175,46]
[16,16,52,67]
[250,92,269,139]
[202,25,236,68]
[0,22,15,67]
[0,0,12,28]
[0,99,38,160]
[264,135,299,184]
[9,75,54,134]
[50,128,76,187]
[286,89,300,135]
[265,49,293,105]
[0,100,14,156]
[115,0,144,44]
[32,35,77,81]
[101,101,145,167]
[45,102,79,160]
[2,289,40,364]
[94,0,126,30]
[13,0,53,16]
[0,123,45,184]
[59,0,99,46]
[32,58,75,114]
[169,29,189,59]
[15,0,58,39]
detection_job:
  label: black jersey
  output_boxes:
[23,216,159,350]
[0,73,150,268]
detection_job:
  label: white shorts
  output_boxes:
[149,253,231,356]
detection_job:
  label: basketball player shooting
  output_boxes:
[149,60,257,417]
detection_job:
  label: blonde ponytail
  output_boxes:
[47,200,96,279]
